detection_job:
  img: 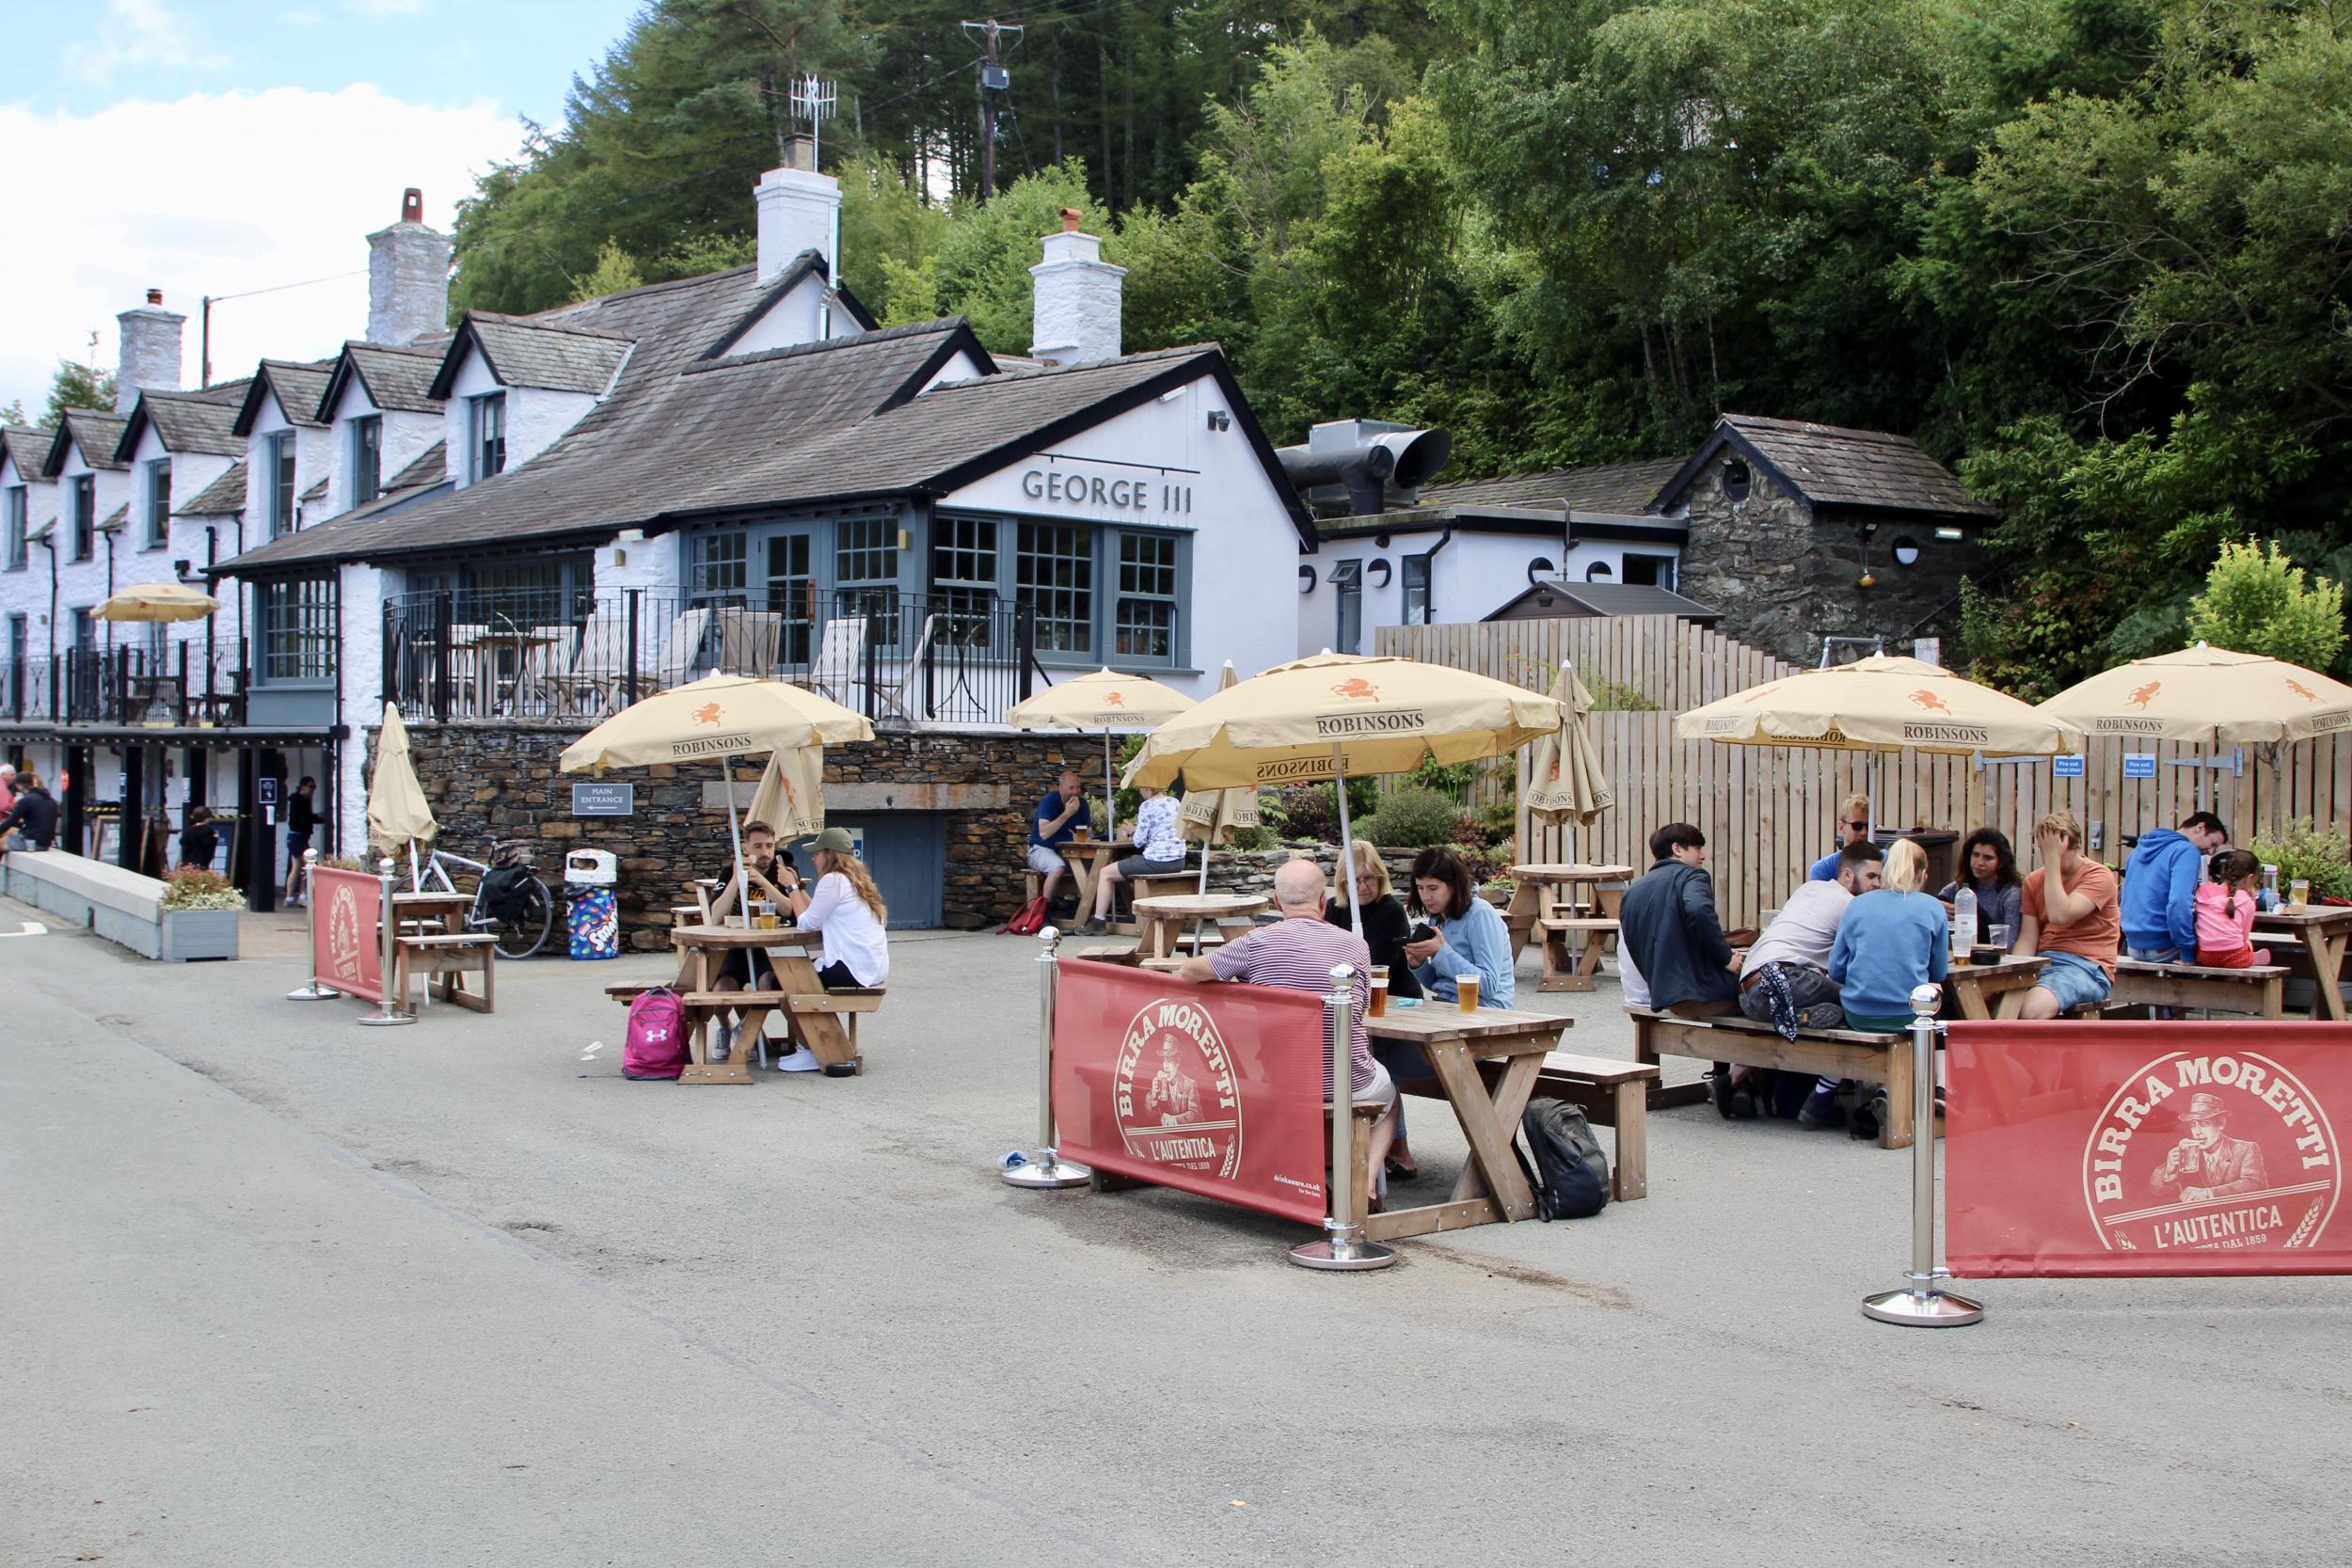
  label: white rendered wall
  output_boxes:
[0,456,59,659]
[322,379,444,517]
[592,530,682,598]
[936,372,1296,702]
[45,443,129,659]
[337,562,392,854]
[725,272,868,356]
[443,352,598,486]
[119,421,233,683]
[1297,530,1683,654]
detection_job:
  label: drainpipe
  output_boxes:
[1417,525,1454,623]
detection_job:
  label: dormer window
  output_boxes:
[71,476,95,561]
[352,416,382,505]
[145,459,171,548]
[470,392,507,481]
[268,432,297,539]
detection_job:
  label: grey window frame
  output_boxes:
[267,431,296,539]
[352,415,383,505]
[1016,520,1094,657]
[143,458,170,549]
[1329,557,1363,656]
[4,486,24,571]
[257,575,339,683]
[470,392,507,482]
[1400,552,1431,626]
[70,476,95,562]
[933,511,1191,670]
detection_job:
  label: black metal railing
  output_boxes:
[378,587,1061,726]
[0,641,248,727]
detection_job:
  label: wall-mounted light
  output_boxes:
[1297,564,1315,594]
[1585,561,1613,582]
[1205,408,1232,432]
[1891,535,1921,568]
[1367,559,1391,589]
[1857,569,1878,590]
[1933,526,1964,541]
[172,558,191,579]
[1526,556,1556,584]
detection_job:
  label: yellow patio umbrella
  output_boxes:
[1675,654,2081,835]
[1009,666,1195,830]
[366,702,438,884]
[1523,662,1615,851]
[1125,652,1564,931]
[93,581,219,622]
[1177,661,1261,892]
[746,744,827,840]
[560,672,875,915]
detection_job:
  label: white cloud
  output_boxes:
[345,0,428,14]
[0,86,517,415]
[64,0,228,86]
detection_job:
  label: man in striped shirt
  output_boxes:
[1181,858,1398,1178]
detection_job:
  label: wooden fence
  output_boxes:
[1379,616,2352,929]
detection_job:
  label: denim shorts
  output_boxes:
[2037,950,2113,1010]
[2125,944,2178,964]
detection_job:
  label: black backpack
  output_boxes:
[1519,1098,1612,1220]
[482,863,536,921]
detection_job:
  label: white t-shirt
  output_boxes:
[1617,943,1650,1007]
[799,871,889,987]
[1740,879,1852,974]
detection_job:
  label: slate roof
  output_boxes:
[231,360,335,435]
[429,312,635,398]
[117,390,245,461]
[1419,457,1687,516]
[0,425,55,482]
[300,477,327,503]
[179,460,248,515]
[1484,580,1722,624]
[695,251,879,360]
[46,410,132,474]
[322,341,446,418]
[1659,414,1994,518]
[385,440,445,490]
[97,502,129,533]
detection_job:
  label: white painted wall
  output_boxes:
[321,377,445,517]
[240,393,328,534]
[44,441,130,658]
[936,371,1298,701]
[442,350,598,486]
[1297,528,1683,654]
[0,457,59,660]
[592,530,682,597]
[336,561,392,853]
[725,272,871,356]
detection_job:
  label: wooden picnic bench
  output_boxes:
[395,931,497,1013]
[1629,1006,1921,1148]
[608,924,882,1083]
[2109,958,2288,1020]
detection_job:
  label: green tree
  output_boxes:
[568,239,646,304]
[2185,539,2346,673]
[44,359,116,427]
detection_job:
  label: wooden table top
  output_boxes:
[671,923,816,948]
[1368,1005,1572,1044]
[1058,838,1133,857]
[1509,863,1634,882]
[391,892,472,908]
[1131,893,1267,919]
[2255,904,2352,928]
[1948,955,2047,978]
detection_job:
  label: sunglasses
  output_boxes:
[1848,821,1870,832]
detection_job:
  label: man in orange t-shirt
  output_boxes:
[2015,809,2121,1019]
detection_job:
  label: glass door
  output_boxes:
[764,529,817,670]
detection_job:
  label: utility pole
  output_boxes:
[962,19,1021,201]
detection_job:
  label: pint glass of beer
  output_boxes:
[1457,973,1481,1013]
[1368,966,1389,1017]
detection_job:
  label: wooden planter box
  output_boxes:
[158,908,241,962]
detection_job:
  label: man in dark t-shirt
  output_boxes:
[282,776,317,905]
[1026,767,1089,912]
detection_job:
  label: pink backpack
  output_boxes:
[623,988,689,1080]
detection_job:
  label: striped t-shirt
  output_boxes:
[1206,917,1376,1095]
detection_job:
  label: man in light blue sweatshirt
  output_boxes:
[2119,811,2229,962]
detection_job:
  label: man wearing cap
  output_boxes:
[2148,1092,2267,1204]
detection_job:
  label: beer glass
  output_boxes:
[1368,966,1390,1018]
[2290,878,2312,911]
[1457,973,1481,1013]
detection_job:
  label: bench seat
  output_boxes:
[1629,1006,1918,1148]
[1533,1051,1658,1200]
[2110,958,2287,1019]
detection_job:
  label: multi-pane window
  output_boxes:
[352,416,382,506]
[933,515,1000,647]
[71,476,95,561]
[470,393,506,482]
[258,576,339,682]
[1329,558,1363,656]
[1016,523,1092,654]
[4,486,24,571]
[1115,532,1180,660]
[268,432,296,538]
[690,531,748,603]
[144,459,170,548]
[1401,553,1430,626]
[834,516,899,641]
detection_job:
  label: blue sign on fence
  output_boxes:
[258,776,279,808]
[571,783,636,816]
[2053,755,2085,778]
[2122,753,2157,779]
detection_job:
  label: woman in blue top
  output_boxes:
[1827,838,1949,1034]
[1403,846,1515,1009]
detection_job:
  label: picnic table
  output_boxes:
[658,923,869,1084]
[1130,893,1265,965]
[386,891,493,1014]
[1361,1004,1570,1240]
[1944,954,2048,1021]
[2254,905,2352,1022]
[1055,836,1131,917]
[1502,863,1633,992]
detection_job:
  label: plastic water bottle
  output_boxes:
[1952,884,1977,963]
[2261,863,2280,911]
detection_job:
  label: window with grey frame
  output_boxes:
[689,530,749,605]
[4,486,24,571]
[268,432,296,538]
[834,516,899,642]
[258,576,339,682]
[1401,552,1431,625]
[470,392,506,482]
[1017,521,1093,655]
[932,515,999,649]
[144,458,170,548]
[352,415,382,505]
[70,476,94,561]
[1114,532,1181,662]
[1328,558,1363,655]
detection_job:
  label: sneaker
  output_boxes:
[1798,1085,1847,1130]
[1726,1082,1758,1120]
[1851,1089,1887,1142]
[1080,916,1107,936]
[711,1021,734,1063]
[1710,1067,1736,1119]
[776,1044,820,1073]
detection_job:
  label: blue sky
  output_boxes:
[0,0,652,415]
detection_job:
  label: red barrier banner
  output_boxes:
[310,865,385,1004]
[1946,1021,2352,1276]
[1051,958,1333,1227]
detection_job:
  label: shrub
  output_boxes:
[1473,801,1520,847]
[2249,817,2352,901]
[160,867,243,911]
[1588,677,1658,711]
[1355,787,1463,848]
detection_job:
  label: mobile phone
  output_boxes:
[1408,924,1438,945]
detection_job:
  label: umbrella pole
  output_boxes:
[1104,728,1116,840]
[1332,745,1362,936]
[408,839,421,894]
[723,758,747,928]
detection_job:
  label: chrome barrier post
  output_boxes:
[1291,963,1396,1272]
[284,847,336,1000]
[1003,927,1091,1188]
[1863,983,1982,1326]
[356,855,416,1029]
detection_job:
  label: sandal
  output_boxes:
[1383,1155,1419,1181]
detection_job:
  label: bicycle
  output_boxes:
[419,839,558,960]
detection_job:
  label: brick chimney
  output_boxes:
[366,187,452,347]
[1029,210,1123,367]
[116,289,185,411]
[754,134,841,286]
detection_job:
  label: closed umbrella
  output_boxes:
[367,702,438,885]
[746,744,827,840]
[1177,661,1261,892]
[1523,662,1615,860]
[93,581,219,622]
[1125,652,1564,932]
[1009,666,1195,830]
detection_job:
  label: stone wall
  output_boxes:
[370,721,1113,948]
[1674,460,1974,665]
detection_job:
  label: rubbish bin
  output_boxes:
[565,849,620,960]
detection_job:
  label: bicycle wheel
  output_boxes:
[489,875,555,960]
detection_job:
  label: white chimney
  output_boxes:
[755,135,841,286]
[116,289,184,411]
[367,187,452,347]
[1029,208,1124,367]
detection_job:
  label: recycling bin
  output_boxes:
[565,849,620,960]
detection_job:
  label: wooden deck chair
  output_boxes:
[652,607,712,690]
[874,612,936,724]
[561,606,640,715]
[806,615,867,705]
[707,607,783,676]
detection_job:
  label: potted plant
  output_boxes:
[158,867,243,961]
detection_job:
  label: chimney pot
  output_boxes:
[146,289,163,306]
[369,191,452,346]
[403,187,423,224]
[1059,206,1083,232]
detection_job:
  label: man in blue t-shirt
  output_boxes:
[1027,767,1090,912]
[1806,792,1875,881]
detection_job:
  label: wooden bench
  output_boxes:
[1535,915,1621,992]
[396,931,496,1014]
[1629,1006,1919,1148]
[2110,958,2288,1019]
[607,980,883,1070]
[1532,1052,1658,1200]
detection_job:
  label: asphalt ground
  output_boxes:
[4,901,2346,1567]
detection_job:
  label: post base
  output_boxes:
[1288,1237,1398,1272]
[1002,1155,1092,1189]
[355,1011,417,1029]
[285,985,340,1001]
[1862,1287,1984,1327]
